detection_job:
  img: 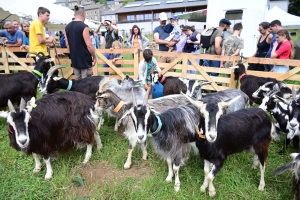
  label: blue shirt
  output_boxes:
[0,30,23,44]
[154,25,177,51]
[22,35,29,45]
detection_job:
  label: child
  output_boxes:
[103,40,123,75]
[138,49,162,99]
[164,16,181,52]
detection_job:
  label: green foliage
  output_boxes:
[288,0,300,16]
[121,0,135,7]
[91,0,107,4]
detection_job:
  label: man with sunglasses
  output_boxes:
[65,5,97,80]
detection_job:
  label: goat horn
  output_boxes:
[275,95,290,105]
[99,77,112,93]
[181,92,203,108]
[20,98,26,111]
[264,81,274,86]
[143,87,151,105]
[36,52,45,58]
[47,66,65,77]
[26,52,38,58]
[131,88,137,106]
[292,86,297,101]
[273,83,280,92]
[7,100,16,113]
[200,81,211,86]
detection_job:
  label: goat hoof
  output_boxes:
[209,190,216,197]
[124,162,131,170]
[200,186,206,193]
[174,184,180,192]
[252,165,258,170]
[44,173,53,180]
[258,184,265,191]
[166,176,172,183]
[97,144,103,151]
[142,155,148,160]
[33,167,41,173]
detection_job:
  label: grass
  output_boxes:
[0,90,297,199]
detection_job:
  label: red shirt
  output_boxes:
[276,40,291,59]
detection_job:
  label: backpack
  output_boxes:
[59,34,66,48]
[105,31,123,43]
[200,27,217,49]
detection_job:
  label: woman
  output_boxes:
[248,22,273,71]
[182,25,201,74]
[127,25,149,56]
[271,29,293,73]
[20,21,30,51]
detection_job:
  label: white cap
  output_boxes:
[159,12,168,21]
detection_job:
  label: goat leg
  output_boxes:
[252,154,259,169]
[173,163,181,192]
[114,118,119,132]
[94,131,102,150]
[124,142,136,169]
[200,160,210,192]
[165,157,173,182]
[258,162,266,191]
[43,156,53,180]
[82,144,92,165]
[140,141,148,160]
[32,153,42,173]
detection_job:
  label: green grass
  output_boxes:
[0,90,296,199]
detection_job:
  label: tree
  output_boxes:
[121,0,134,7]
[91,0,107,4]
[288,0,300,16]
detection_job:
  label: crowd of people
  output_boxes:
[0,7,295,88]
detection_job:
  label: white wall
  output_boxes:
[101,14,117,22]
[269,1,288,12]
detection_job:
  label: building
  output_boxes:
[102,0,208,36]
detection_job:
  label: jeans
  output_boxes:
[187,49,200,74]
[264,64,273,72]
[203,60,220,76]
[274,65,289,73]
[103,53,114,75]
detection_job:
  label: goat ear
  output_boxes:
[99,93,109,98]
[220,95,241,108]
[45,58,54,63]
[20,98,26,111]
[292,86,297,100]
[0,111,8,118]
[7,100,16,113]
[118,109,132,123]
[229,65,239,69]
[291,153,300,160]
[26,97,36,113]
[181,92,203,108]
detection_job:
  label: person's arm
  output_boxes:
[37,34,56,44]
[220,49,225,68]
[191,33,201,44]
[126,36,132,48]
[142,35,149,48]
[271,41,279,58]
[266,33,273,44]
[64,31,70,52]
[138,60,146,85]
[112,54,122,62]
[94,22,103,34]
[6,39,22,47]
[82,27,97,66]
[102,37,106,49]
[214,36,222,55]
[154,32,175,46]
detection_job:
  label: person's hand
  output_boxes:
[143,84,149,91]
[92,56,97,67]
[105,21,110,26]
[158,72,162,77]
[186,40,192,44]
[112,58,116,63]
[20,45,26,51]
[270,67,274,72]
[220,63,224,68]
[274,41,278,48]
[167,41,176,47]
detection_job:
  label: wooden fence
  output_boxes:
[1,46,300,91]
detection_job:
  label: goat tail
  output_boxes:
[270,123,280,142]
[273,162,296,176]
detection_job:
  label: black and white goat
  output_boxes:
[191,106,275,197]
[273,152,300,200]
[252,81,292,100]
[285,88,300,140]
[121,89,201,192]
[232,63,291,105]
[39,66,105,99]
[95,89,191,169]
[259,90,298,153]
[182,89,249,142]
[0,53,55,108]
[1,91,101,180]
[151,71,211,98]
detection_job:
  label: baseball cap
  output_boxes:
[171,16,179,21]
[159,12,168,21]
[219,18,231,25]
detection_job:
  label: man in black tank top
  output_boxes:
[65,5,97,80]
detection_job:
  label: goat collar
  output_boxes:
[239,73,246,80]
[150,115,162,135]
[66,80,73,91]
[7,124,13,134]
[32,70,42,77]
[196,124,206,139]
[159,76,165,83]
[114,101,125,113]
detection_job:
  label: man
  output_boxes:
[0,21,23,47]
[65,5,96,80]
[265,20,283,71]
[153,12,177,64]
[13,20,20,30]
[29,7,56,59]
[204,18,231,76]
[95,20,118,49]
[220,22,244,86]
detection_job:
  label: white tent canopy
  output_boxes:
[268,6,300,29]
[0,0,97,28]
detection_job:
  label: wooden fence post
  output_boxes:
[134,49,139,79]
[1,46,9,74]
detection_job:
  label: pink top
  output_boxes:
[276,40,291,59]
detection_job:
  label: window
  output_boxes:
[86,12,89,16]
[95,16,97,20]
[90,11,92,15]
[127,15,134,21]
[136,14,144,21]
[154,13,160,19]
[144,14,152,20]
[225,10,243,20]
[166,12,172,18]
[94,10,97,14]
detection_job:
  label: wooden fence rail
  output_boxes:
[1,46,300,91]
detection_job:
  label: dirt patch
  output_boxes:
[68,161,152,198]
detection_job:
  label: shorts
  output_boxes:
[73,67,93,80]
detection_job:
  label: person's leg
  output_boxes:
[273,65,289,74]
[73,68,82,80]
[103,53,110,75]
[204,60,220,76]
[81,67,93,79]
[148,84,153,99]
[187,50,199,74]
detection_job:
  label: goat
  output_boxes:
[194,108,275,197]
[121,89,200,192]
[2,91,101,180]
[259,90,299,153]
[273,152,300,200]
[39,66,105,99]
[182,89,249,142]
[0,53,56,108]
[151,71,211,98]
[95,89,191,169]
[232,63,291,105]
[252,81,292,100]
